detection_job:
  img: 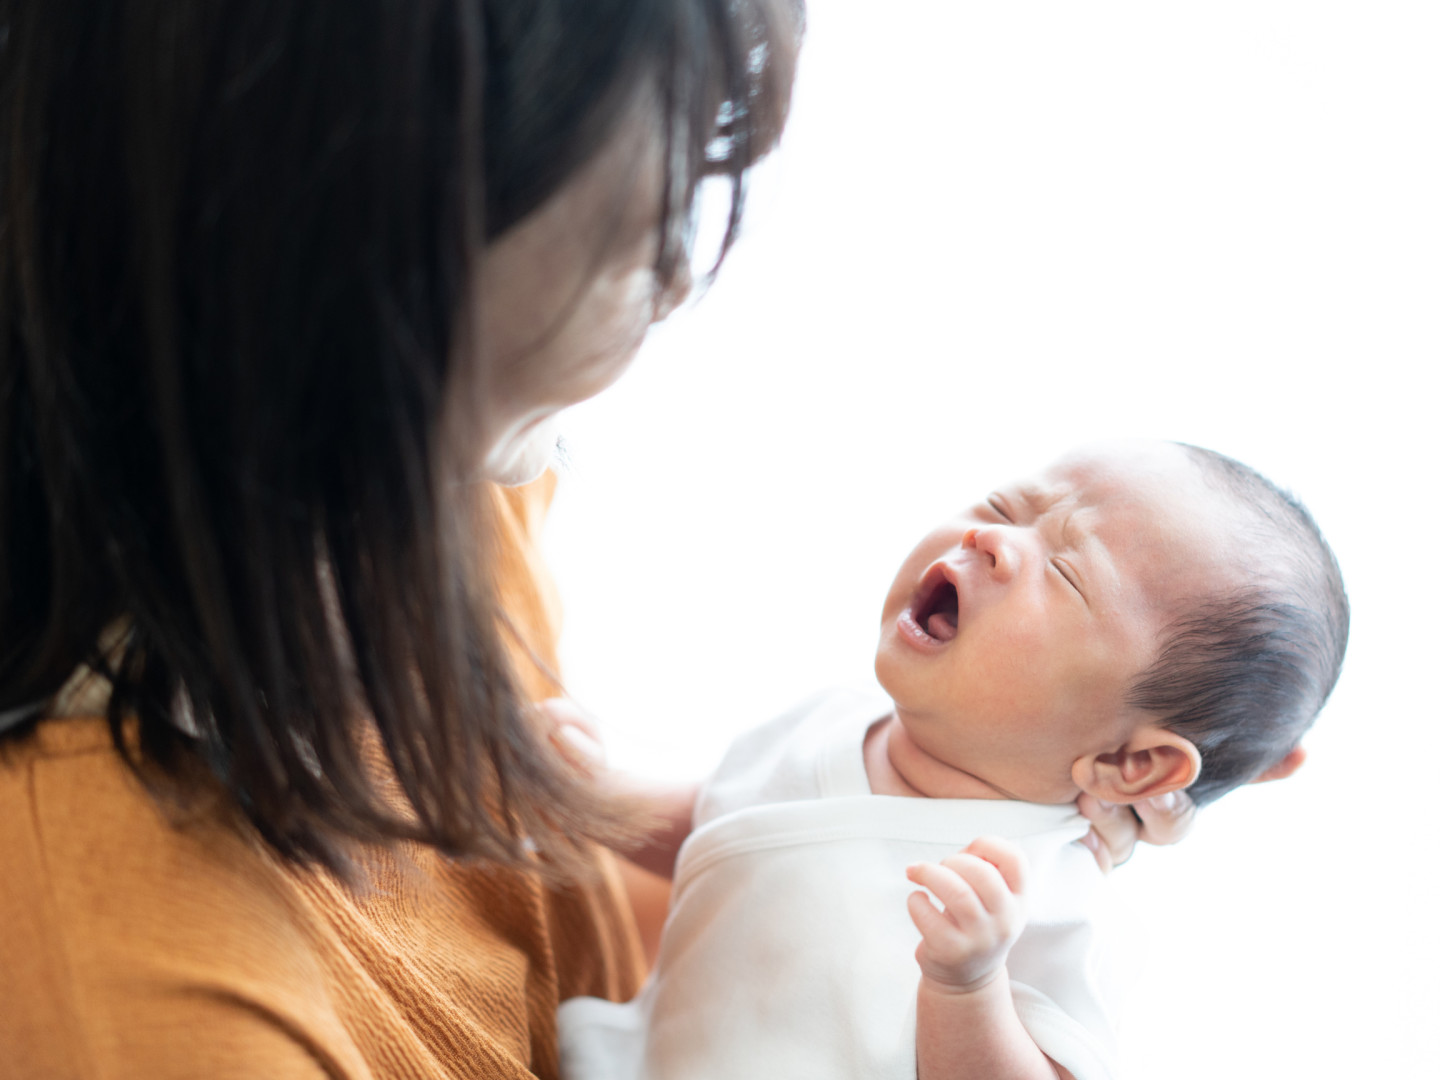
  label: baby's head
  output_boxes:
[874,441,1347,808]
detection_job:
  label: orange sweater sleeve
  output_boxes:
[0,473,645,1079]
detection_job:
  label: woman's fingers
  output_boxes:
[534,697,606,775]
[1078,827,1116,875]
[1131,791,1197,846]
[1076,794,1134,872]
[1076,791,1199,873]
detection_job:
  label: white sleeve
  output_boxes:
[1004,842,1132,1080]
[1010,981,1118,1080]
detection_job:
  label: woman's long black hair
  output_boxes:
[0,0,800,875]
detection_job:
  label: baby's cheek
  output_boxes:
[982,610,1051,662]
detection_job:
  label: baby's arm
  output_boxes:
[907,838,1073,1080]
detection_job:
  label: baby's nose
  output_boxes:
[961,526,1017,583]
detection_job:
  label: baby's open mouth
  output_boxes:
[912,572,959,643]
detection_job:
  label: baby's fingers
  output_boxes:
[905,861,1017,994]
[906,885,958,943]
[927,847,1023,927]
[963,836,1028,898]
[906,861,986,928]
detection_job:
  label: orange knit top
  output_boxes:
[0,475,647,1079]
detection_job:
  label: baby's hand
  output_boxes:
[905,837,1028,994]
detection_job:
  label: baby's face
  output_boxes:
[874,441,1244,803]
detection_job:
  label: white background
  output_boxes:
[544,2,1438,1077]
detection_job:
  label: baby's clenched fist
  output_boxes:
[905,836,1028,994]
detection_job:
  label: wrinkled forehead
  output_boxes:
[1041,440,1196,499]
[1032,442,1248,610]
[997,442,1195,516]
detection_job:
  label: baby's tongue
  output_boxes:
[926,611,958,642]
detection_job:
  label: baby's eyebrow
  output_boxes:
[1059,507,1106,565]
[1060,511,1074,548]
[1014,483,1057,513]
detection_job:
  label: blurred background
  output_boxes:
[543,2,1437,1076]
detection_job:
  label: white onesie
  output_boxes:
[558,688,1129,1080]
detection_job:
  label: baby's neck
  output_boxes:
[863,714,1009,800]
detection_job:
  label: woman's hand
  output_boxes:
[536,696,609,776]
[534,697,698,879]
[1076,791,1196,874]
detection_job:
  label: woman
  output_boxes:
[0,2,1182,1076]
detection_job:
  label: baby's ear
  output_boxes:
[1071,727,1201,804]
[1250,744,1306,784]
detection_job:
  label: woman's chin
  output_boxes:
[485,419,560,486]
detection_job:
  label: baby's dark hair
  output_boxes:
[1126,445,1349,806]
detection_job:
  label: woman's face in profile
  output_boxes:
[474,113,691,485]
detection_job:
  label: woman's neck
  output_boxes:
[862,714,1009,800]
[49,618,132,718]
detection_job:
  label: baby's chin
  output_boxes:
[871,630,909,699]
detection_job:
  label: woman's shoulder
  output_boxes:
[0,716,645,1079]
[0,716,303,913]
[0,716,348,1076]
